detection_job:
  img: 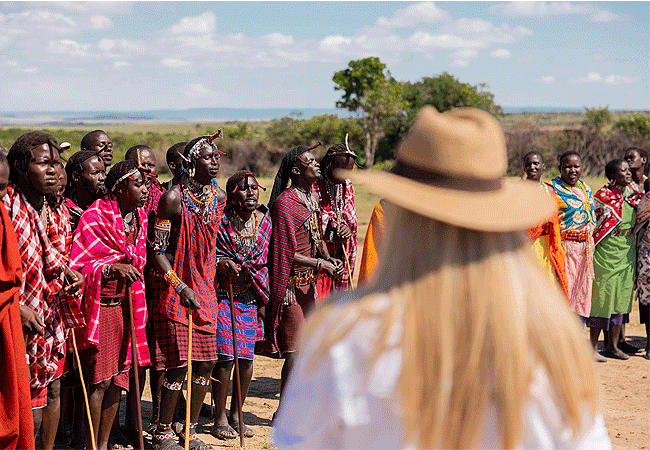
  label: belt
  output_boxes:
[100,298,123,307]
[290,269,315,287]
[217,283,251,296]
[561,230,590,242]
[611,228,633,237]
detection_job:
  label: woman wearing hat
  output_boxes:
[272,107,611,449]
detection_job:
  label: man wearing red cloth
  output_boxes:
[5,131,83,450]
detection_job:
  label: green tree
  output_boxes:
[582,106,612,134]
[333,57,408,167]
[613,113,650,138]
[402,72,502,120]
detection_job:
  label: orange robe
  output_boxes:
[528,208,570,300]
[358,200,386,285]
[0,206,35,449]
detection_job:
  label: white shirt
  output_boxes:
[273,294,612,450]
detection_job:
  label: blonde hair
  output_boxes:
[301,205,598,449]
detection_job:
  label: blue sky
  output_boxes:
[0,1,647,112]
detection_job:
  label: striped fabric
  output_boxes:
[3,184,75,396]
[69,194,150,367]
[266,187,313,356]
[214,208,271,307]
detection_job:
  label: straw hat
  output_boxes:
[337,106,556,232]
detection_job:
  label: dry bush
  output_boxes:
[217,140,283,178]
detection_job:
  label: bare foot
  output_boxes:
[606,348,630,360]
[594,351,607,363]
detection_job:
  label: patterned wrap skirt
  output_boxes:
[216,289,260,361]
[80,304,130,391]
[153,313,218,370]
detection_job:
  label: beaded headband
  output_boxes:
[111,167,140,192]
[184,129,226,163]
[231,172,267,193]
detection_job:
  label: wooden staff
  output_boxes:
[70,330,98,450]
[126,286,145,450]
[184,311,193,450]
[342,245,354,289]
[228,281,246,448]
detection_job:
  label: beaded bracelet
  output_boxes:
[316,258,324,271]
[164,270,187,294]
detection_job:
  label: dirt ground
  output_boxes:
[128,308,649,450]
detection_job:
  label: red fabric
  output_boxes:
[70,194,150,367]
[3,184,76,398]
[313,179,358,296]
[593,182,641,245]
[159,180,225,334]
[265,187,315,357]
[0,206,35,448]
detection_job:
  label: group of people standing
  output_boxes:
[0,128,360,450]
[522,147,650,362]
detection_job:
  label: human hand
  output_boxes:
[180,286,201,310]
[337,223,352,240]
[20,305,44,335]
[61,267,84,298]
[217,258,241,279]
[329,258,344,278]
[109,264,143,285]
[257,305,266,322]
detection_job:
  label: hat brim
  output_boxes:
[337,168,557,232]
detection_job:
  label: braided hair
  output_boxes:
[105,159,139,193]
[167,141,186,166]
[268,145,310,211]
[7,131,61,185]
[65,150,102,199]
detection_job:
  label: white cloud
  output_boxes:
[90,15,113,30]
[449,48,477,67]
[491,48,511,59]
[540,76,556,84]
[491,1,623,23]
[590,10,622,23]
[185,83,215,98]
[170,12,216,35]
[604,75,638,85]
[408,32,484,51]
[47,39,90,57]
[0,36,11,50]
[51,2,134,14]
[490,2,589,17]
[319,35,353,54]
[162,58,191,68]
[0,9,78,36]
[264,33,294,47]
[113,60,131,70]
[376,2,450,28]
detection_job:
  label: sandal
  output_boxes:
[180,433,214,450]
[230,421,254,438]
[211,424,238,440]
[152,431,182,450]
[643,352,650,360]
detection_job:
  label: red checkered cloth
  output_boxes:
[143,178,165,217]
[3,184,79,395]
[69,194,150,367]
[153,315,219,370]
[265,187,314,357]
[158,180,225,334]
[79,304,130,390]
[215,208,271,307]
[313,179,358,291]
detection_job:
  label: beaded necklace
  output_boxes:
[182,177,220,223]
[325,180,344,226]
[231,211,259,251]
[293,186,322,247]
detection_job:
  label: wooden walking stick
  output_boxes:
[70,330,98,450]
[341,245,354,289]
[126,286,145,450]
[184,310,193,450]
[227,280,246,448]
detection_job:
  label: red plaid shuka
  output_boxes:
[158,181,225,334]
[313,179,358,290]
[3,184,80,395]
[62,197,84,233]
[593,183,641,246]
[69,194,150,367]
[143,178,165,217]
[215,208,271,306]
[265,187,315,356]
